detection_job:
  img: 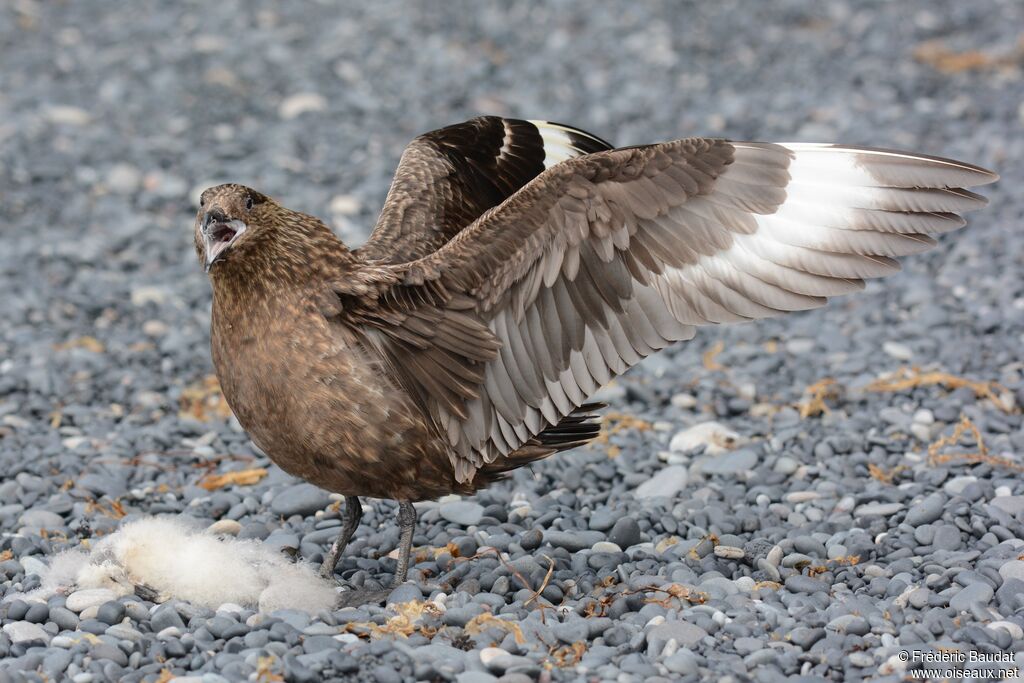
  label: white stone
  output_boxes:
[208,520,242,536]
[910,423,933,442]
[912,409,935,425]
[51,635,78,648]
[879,654,907,676]
[3,621,49,644]
[734,576,756,592]
[669,422,742,455]
[785,491,821,504]
[329,195,362,216]
[713,545,744,560]
[945,476,978,495]
[66,588,118,613]
[592,541,622,553]
[785,338,814,354]
[670,393,698,409]
[279,92,327,119]
[143,320,168,337]
[479,647,509,667]
[216,602,245,613]
[45,105,91,126]
[883,341,913,361]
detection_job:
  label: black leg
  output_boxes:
[334,500,417,607]
[392,501,417,586]
[319,495,363,579]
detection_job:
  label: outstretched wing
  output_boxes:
[336,138,997,482]
[356,116,612,263]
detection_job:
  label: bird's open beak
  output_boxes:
[203,216,248,272]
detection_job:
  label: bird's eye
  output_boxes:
[245,197,254,210]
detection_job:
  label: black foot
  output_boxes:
[335,588,390,608]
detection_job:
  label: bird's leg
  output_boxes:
[319,495,363,579]
[392,500,417,586]
[333,500,417,608]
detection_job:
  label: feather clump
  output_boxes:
[32,517,336,614]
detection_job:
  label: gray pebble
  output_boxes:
[905,492,947,526]
[24,602,48,624]
[49,607,79,631]
[854,502,903,517]
[647,620,707,649]
[387,583,423,605]
[608,517,642,548]
[151,604,186,632]
[788,627,826,650]
[950,583,994,612]
[544,529,605,552]
[439,501,485,526]
[18,509,64,529]
[96,601,125,625]
[270,483,333,517]
[785,575,830,594]
[636,465,689,498]
[932,525,963,551]
[702,449,758,475]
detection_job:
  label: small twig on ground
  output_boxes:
[464,613,526,644]
[197,467,268,491]
[867,463,906,485]
[592,412,652,446]
[484,548,557,623]
[546,641,587,669]
[799,378,839,418]
[627,584,709,607]
[927,415,1024,472]
[867,368,1014,414]
[703,340,725,371]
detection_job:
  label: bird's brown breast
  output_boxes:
[208,283,454,500]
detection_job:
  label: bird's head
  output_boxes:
[194,183,352,283]
[194,183,276,273]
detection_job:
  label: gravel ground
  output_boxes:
[2,1,1024,681]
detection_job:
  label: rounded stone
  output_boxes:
[65,589,119,614]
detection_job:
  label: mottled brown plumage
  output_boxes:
[194,116,996,600]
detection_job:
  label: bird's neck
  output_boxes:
[210,219,356,297]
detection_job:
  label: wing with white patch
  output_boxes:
[381,137,996,481]
[356,116,612,263]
